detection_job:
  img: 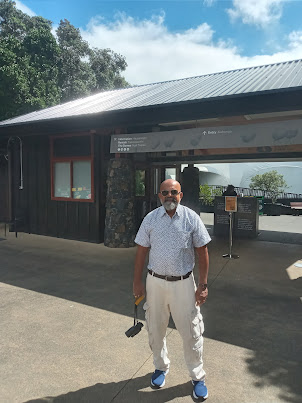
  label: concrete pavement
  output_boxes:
[200,213,302,245]
[0,228,301,403]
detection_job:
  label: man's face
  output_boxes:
[158,181,183,211]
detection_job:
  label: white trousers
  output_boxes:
[143,272,205,381]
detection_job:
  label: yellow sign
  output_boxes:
[72,188,76,191]
[225,196,237,212]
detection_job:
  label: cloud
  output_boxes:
[288,31,302,49]
[15,0,36,17]
[82,13,234,85]
[227,0,284,28]
[203,0,216,6]
[81,12,302,86]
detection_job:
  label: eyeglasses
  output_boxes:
[160,190,180,196]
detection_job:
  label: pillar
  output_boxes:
[181,165,200,214]
[104,158,136,247]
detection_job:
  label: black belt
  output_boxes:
[148,269,192,281]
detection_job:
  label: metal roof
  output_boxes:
[1,59,302,127]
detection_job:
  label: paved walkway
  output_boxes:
[0,230,301,403]
[200,213,302,244]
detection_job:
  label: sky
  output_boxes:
[15,0,302,86]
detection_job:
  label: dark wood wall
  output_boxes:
[0,155,9,222]
[15,133,110,243]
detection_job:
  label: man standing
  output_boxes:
[133,179,211,401]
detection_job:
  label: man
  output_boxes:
[133,179,211,401]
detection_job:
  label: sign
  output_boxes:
[225,196,237,212]
[110,119,302,153]
[235,198,259,238]
[214,197,259,238]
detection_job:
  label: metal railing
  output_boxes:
[203,185,302,199]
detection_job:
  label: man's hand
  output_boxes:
[195,285,208,306]
[133,280,145,299]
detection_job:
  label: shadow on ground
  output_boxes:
[1,234,302,402]
[24,374,192,403]
[257,230,302,245]
[205,224,302,245]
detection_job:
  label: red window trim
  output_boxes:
[50,134,95,203]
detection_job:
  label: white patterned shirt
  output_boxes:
[134,204,211,276]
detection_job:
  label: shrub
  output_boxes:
[199,184,222,205]
[249,170,288,203]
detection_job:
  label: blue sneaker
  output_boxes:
[192,380,208,400]
[151,369,169,388]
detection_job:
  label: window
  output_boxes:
[54,162,71,198]
[50,135,94,202]
[72,161,92,199]
[165,167,176,180]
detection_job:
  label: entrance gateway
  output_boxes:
[1,59,302,245]
[104,118,302,247]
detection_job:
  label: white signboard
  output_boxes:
[110,119,302,153]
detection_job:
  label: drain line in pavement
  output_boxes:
[208,260,231,288]
[110,350,155,402]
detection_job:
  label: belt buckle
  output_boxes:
[165,275,168,281]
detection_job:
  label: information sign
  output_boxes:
[110,119,302,154]
[225,196,237,212]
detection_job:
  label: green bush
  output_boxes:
[199,184,222,205]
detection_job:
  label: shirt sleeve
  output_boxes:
[192,215,211,248]
[134,216,151,247]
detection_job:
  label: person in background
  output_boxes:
[133,179,211,401]
[223,184,237,196]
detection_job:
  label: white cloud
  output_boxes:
[288,31,302,49]
[15,0,36,17]
[227,0,284,28]
[81,13,302,86]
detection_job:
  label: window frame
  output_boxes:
[50,133,95,203]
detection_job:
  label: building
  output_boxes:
[197,161,302,194]
[1,59,302,246]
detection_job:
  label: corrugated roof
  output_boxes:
[1,59,302,127]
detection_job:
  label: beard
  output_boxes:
[161,198,179,211]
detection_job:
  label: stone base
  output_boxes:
[104,159,136,248]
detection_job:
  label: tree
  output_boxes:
[0,0,60,120]
[0,1,129,121]
[199,184,223,205]
[56,20,128,101]
[23,16,61,107]
[89,48,128,91]
[249,170,288,203]
[56,19,95,102]
[0,0,30,39]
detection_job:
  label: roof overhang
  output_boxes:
[1,87,302,138]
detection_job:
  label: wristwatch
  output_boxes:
[198,283,208,290]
